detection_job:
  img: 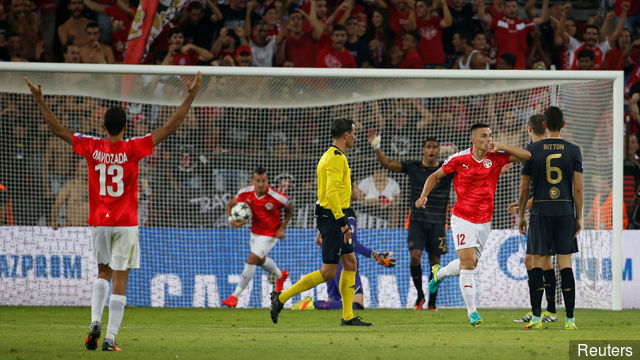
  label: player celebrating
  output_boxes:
[518,107,583,330]
[24,73,202,351]
[416,123,530,326]
[508,114,557,324]
[222,167,293,308]
[367,129,452,310]
[270,118,372,326]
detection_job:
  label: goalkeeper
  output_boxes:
[294,216,396,310]
[368,129,452,310]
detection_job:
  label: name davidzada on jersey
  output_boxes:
[92,150,129,164]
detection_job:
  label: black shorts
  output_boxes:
[407,218,447,255]
[527,215,578,255]
[317,207,355,264]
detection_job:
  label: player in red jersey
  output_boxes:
[415,123,530,326]
[24,73,202,351]
[222,167,293,308]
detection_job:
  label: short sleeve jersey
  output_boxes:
[73,133,154,226]
[441,148,511,223]
[315,45,357,68]
[521,138,583,216]
[236,185,290,237]
[491,16,536,69]
[401,160,452,223]
[317,145,351,220]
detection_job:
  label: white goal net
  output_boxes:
[0,64,623,310]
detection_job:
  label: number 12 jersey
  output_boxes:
[73,133,153,226]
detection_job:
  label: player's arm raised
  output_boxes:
[415,167,446,208]
[490,141,531,162]
[573,170,583,237]
[275,203,294,239]
[152,72,202,146]
[517,174,531,235]
[367,128,403,172]
[24,78,74,145]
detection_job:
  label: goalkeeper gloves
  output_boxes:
[369,134,381,150]
[371,251,396,267]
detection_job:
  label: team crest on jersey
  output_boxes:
[549,187,560,199]
[483,159,493,168]
[265,202,273,210]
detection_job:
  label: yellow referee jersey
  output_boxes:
[317,145,351,221]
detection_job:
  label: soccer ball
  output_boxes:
[231,202,251,222]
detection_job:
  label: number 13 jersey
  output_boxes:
[73,133,153,226]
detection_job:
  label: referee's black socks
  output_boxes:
[560,268,576,318]
[410,265,424,299]
[529,268,544,317]
[543,269,556,313]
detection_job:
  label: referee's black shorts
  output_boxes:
[527,214,578,255]
[316,206,355,264]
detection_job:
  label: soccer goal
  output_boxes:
[0,63,623,310]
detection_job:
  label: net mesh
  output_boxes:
[0,69,614,309]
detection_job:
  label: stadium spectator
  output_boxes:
[80,22,115,64]
[316,24,356,68]
[285,5,325,67]
[43,118,75,219]
[496,52,516,69]
[180,1,216,50]
[57,0,93,47]
[82,0,135,63]
[442,0,478,65]
[211,27,242,64]
[478,0,549,70]
[261,3,282,38]
[576,49,595,70]
[35,0,55,61]
[51,161,89,228]
[218,0,258,30]
[248,20,286,67]
[526,28,550,70]
[604,29,633,70]
[624,131,640,229]
[6,32,27,61]
[452,31,488,69]
[570,3,630,70]
[7,0,39,61]
[366,8,395,68]
[371,0,410,38]
[615,0,640,37]
[399,30,422,69]
[234,44,253,66]
[355,168,401,226]
[407,0,452,68]
[553,4,580,70]
[162,27,213,66]
[345,16,370,67]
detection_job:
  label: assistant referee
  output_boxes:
[270,118,372,326]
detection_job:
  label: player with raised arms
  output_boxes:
[416,123,530,326]
[518,106,583,330]
[223,167,293,307]
[24,72,202,351]
[270,118,372,326]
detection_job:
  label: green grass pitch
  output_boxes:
[1,307,639,360]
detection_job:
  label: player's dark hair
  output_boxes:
[543,106,564,131]
[585,24,600,34]
[577,48,595,60]
[422,137,439,147]
[406,30,421,46]
[500,53,517,67]
[332,24,347,34]
[252,167,268,177]
[168,27,184,38]
[85,22,99,31]
[528,114,546,136]
[331,118,354,139]
[104,106,127,136]
[470,123,489,134]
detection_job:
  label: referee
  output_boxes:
[270,118,372,326]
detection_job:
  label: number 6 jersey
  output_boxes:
[73,133,153,226]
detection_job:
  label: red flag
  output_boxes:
[123,1,158,64]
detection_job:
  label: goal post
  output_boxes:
[0,63,623,310]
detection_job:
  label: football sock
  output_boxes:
[410,265,424,299]
[459,269,476,315]
[232,264,256,297]
[560,268,575,318]
[105,295,126,340]
[427,272,437,308]
[314,300,364,310]
[543,269,557,313]
[340,270,356,321]
[260,257,282,280]
[279,270,325,303]
[529,267,544,317]
[438,258,460,279]
[91,278,109,323]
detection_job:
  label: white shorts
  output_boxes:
[92,226,140,271]
[250,232,278,258]
[450,215,491,260]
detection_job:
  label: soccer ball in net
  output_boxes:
[231,202,251,222]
